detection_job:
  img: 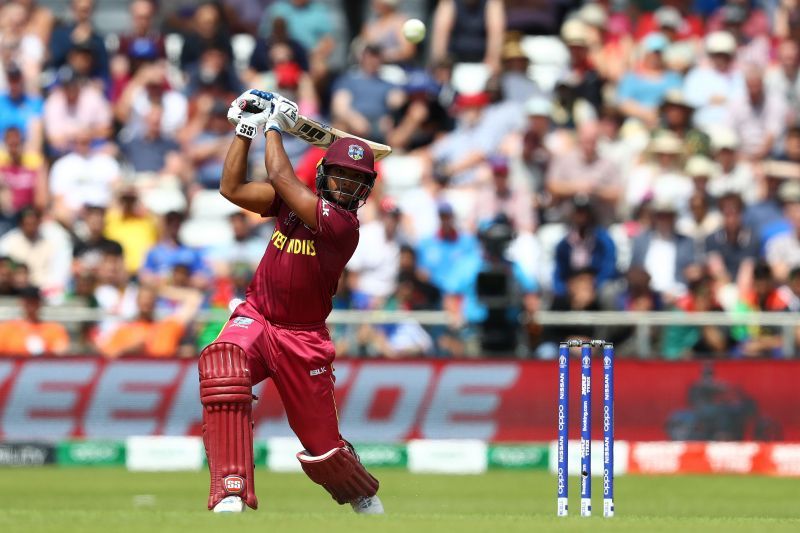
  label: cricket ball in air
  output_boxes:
[402,18,426,44]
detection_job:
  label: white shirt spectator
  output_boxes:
[683,65,746,131]
[347,219,400,300]
[727,89,788,158]
[50,151,120,211]
[0,219,72,298]
[765,232,800,279]
[124,88,188,140]
[644,235,678,294]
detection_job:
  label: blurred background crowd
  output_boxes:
[1,0,800,360]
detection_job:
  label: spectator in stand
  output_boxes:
[139,210,210,289]
[630,195,696,299]
[442,214,538,356]
[245,17,309,85]
[683,31,746,131]
[388,70,452,152]
[359,0,416,66]
[538,267,601,358]
[0,286,68,355]
[634,3,705,43]
[662,271,730,359]
[0,126,46,215]
[347,198,402,306]
[206,211,265,275]
[397,245,441,310]
[765,181,800,282]
[429,92,496,187]
[116,61,188,141]
[331,44,400,144]
[476,155,534,233]
[782,126,800,164]
[499,39,540,105]
[684,155,716,198]
[120,105,186,182]
[431,0,505,73]
[553,196,617,297]
[656,90,711,157]
[765,40,800,126]
[0,256,18,296]
[601,266,663,354]
[616,33,682,129]
[546,120,620,225]
[259,0,334,79]
[708,2,771,67]
[705,128,756,202]
[104,186,158,275]
[49,129,120,228]
[184,44,243,98]
[579,2,633,84]
[416,201,481,292]
[0,207,71,299]
[184,99,233,189]
[626,133,693,217]
[745,160,800,242]
[731,261,791,358]
[705,192,760,285]
[558,18,605,117]
[117,0,165,63]
[728,64,787,161]
[97,284,202,358]
[0,63,43,152]
[8,1,54,60]
[0,2,46,91]
[48,0,108,82]
[43,66,112,156]
[179,2,232,69]
[72,205,123,274]
[93,244,137,339]
[677,189,722,247]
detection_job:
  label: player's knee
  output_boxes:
[199,342,252,407]
[297,446,379,505]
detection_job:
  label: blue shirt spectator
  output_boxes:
[49,0,109,82]
[260,0,331,52]
[416,203,481,292]
[0,67,43,140]
[140,211,211,287]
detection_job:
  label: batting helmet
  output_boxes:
[315,138,377,211]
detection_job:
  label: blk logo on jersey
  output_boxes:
[348,144,364,160]
[270,229,317,256]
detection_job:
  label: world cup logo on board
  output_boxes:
[582,355,591,369]
[603,355,611,369]
[559,354,567,368]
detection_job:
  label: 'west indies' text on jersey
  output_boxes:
[246,195,359,325]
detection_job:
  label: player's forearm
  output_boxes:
[265,130,319,228]
[220,136,276,214]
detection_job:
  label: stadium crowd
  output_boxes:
[1,0,800,359]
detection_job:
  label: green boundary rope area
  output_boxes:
[22,440,549,470]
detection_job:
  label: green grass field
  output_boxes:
[0,468,798,533]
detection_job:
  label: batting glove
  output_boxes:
[228,90,273,126]
[235,109,271,140]
[266,95,299,134]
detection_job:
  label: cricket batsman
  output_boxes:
[199,90,383,514]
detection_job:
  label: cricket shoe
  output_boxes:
[213,495,246,513]
[351,495,384,514]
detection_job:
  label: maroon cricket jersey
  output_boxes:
[247,195,359,325]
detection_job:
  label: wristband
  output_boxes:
[265,123,283,136]
[235,121,257,139]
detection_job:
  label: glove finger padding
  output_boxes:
[297,446,379,505]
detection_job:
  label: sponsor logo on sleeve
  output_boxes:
[232,317,254,329]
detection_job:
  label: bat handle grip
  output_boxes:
[240,90,274,113]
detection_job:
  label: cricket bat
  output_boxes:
[243,94,392,160]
